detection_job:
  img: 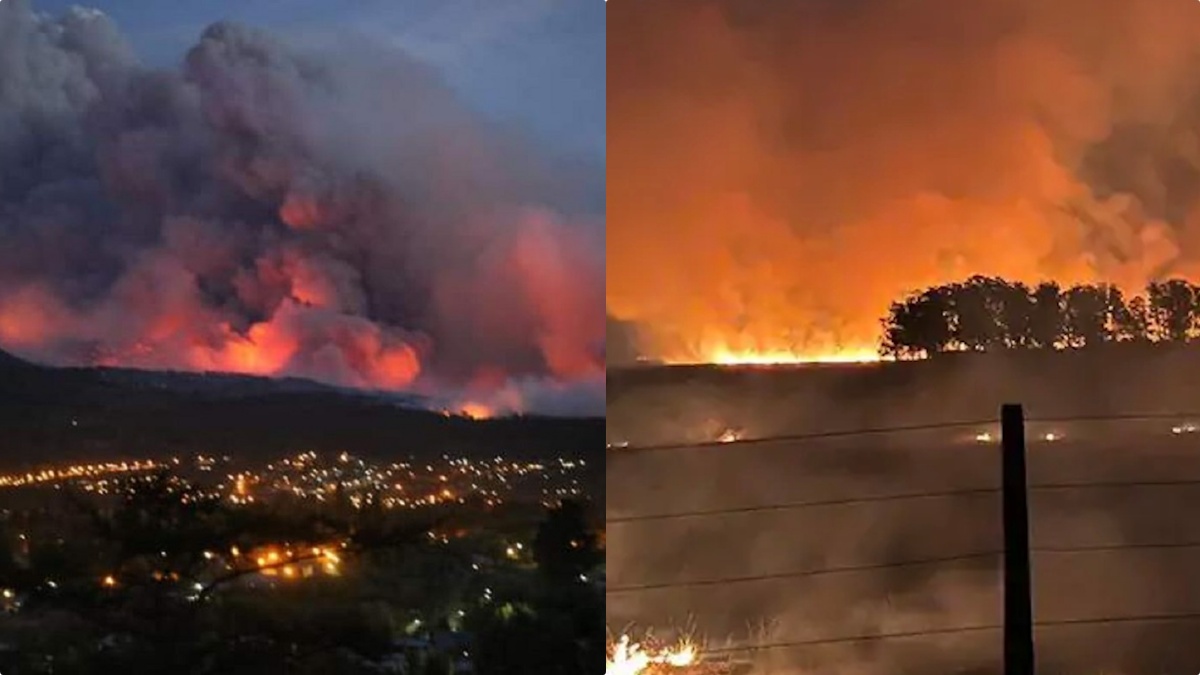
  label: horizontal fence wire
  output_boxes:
[699,612,1200,657]
[606,541,1200,594]
[612,412,1200,455]
[607,478,1200,525]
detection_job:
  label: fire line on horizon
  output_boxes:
[607,0,1200,369]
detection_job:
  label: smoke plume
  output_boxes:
[608,0,1200,362]
[0,1,604,415]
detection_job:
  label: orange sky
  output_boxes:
[607,0,1200,363]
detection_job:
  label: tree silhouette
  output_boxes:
[466,501,603,675]
[877,276,1200,358]
[994,279,1035,348]
[1028,281,1065,349]
[880,287,953,359]
[1062,284,1111,347]
[1147,279,1199,342]
[1108,286,1147,342]
[532,500,599,585]
[947,276,1006,351]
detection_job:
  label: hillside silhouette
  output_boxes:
[0,349,602,470]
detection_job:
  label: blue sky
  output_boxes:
[33,0,605,162]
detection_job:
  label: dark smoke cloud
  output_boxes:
[0,1,604,415]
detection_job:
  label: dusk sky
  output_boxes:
[34,0,606,162]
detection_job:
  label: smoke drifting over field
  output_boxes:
[607,357,1200,673]
[0,1,603,414]
[608,0,1200,363]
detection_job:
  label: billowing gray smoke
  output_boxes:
[0,1,604,415]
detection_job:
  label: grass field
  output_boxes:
[607,351,1200,674]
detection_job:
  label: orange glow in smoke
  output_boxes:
[0,287,64,348]
[605,1,1200,368]
[508,211,605,379]
[279,192,324,230]
[0,195,591,406]
[147,310,188,343]
[374,344,422,389]
[202,320,299,376]
[289,267,337,308]
[0,310,44,347]
[458,402,493,420]
[221,327,293,375]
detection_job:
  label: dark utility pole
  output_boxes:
[1000,403,1035,675]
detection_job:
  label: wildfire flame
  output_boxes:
[653,336,885,366]
[458,402,493,420]
[606,634,699,675]
[694,346,883,366]
[716,428,742,443]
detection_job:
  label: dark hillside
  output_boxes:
[0,349,602,474]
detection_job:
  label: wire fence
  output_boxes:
[606,478,1200,525]
[606,540,1200,595]
[700,612,1200,656]
[606,413,1200,662]
[611,412,1200,455]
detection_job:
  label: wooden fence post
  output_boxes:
[1001,403,1035,675]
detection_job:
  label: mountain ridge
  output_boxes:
[0,348,603,471]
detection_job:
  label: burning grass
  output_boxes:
[607,617,798,675]
[606,632,702,675]
[606,624,769,675]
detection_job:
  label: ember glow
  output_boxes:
[0,3,603,415]
[456,403,494,420]
[607,0,1200,367]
